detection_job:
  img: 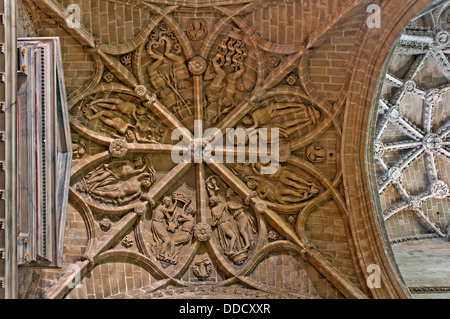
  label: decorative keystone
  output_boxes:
[134,202,147,216]
[134,85,147,97]
[435,30,450,47]
[109,139,128,158]
[389,167,403,183]
[188,56,207,76]
[193,223,212,242]
[431,181,449,199]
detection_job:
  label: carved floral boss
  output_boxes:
[70,23,325,272]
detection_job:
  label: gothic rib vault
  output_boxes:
[16,0,449,299]
[373,3,450,296]
[375,5,450,239]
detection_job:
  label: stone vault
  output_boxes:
[15,0,449,299]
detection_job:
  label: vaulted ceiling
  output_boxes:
[374,3,450,297]
[16,0,449,299]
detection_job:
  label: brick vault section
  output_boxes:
[16,0,443,299]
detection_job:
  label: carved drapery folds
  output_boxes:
[207,175,257,265]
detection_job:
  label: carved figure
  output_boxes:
[81,172,153,205]
[84,155,148,188]
[72,137,86,159]
[151,196,176,262]
[206,175,221,196]
[82,104,134,139]
[230,205,256,251]
[186,19,207,41]
[209,196,239,256]
[150,193,196,266]
[204,27,248,123]
[231,163,320,204]
[77,155,156,205]
[207,175,257,265]
[146,24,192,117]
[242,102,321,138]
[166,207,196,264]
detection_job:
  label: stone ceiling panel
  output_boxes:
[17,0,443,300]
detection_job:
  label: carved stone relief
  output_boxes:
[145,23,193,119]
[192,258,213,279]
[149,193,196,267]
[76,155,156,206]
[230,163,321,205]
[72,137,87,159]
[238,99,321,141]
[186,18,208,41]
[207,175,257,265]
[306,143,327,163]
[39,0,363,300]
[203,26,256,125]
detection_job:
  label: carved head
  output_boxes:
[163,196,172,206]
[76,180,88,194]
[187,207,196,216]
[125,129,135,142]
[132,155,144,168]
[141,177,153,189]
[246,179,259,190]
[193,20,201,30]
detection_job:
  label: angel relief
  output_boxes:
[76,155,156,206]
